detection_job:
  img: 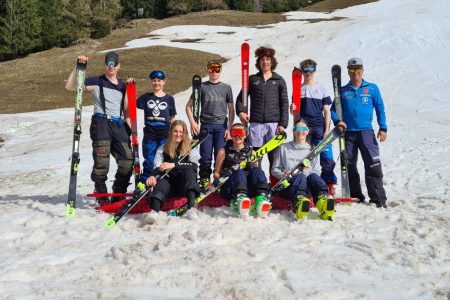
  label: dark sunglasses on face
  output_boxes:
[294,125,308,132]
[301,65,316,73]
[208,65,221,73]
[230,128,246,138]
[149,70,166,80]
[105,60,119,67]
[348,67,363,73]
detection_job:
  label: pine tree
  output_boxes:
[0,0,41,60]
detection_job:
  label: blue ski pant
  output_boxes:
[141,136,166,182]
[345,130,387,204]
[280,172,328,204]
[308,125,337,184]
[199,123,226,179]
[220,168,269,200]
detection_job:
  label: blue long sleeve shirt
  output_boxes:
[331,79,387,132]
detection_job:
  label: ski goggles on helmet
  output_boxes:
[208,64,221,73]
[149,70,166,80]
[105,60,119,67]
[301,65,316,73]
[294,125,308,132]
[230,128,246,138]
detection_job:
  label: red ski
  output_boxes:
[292,67,302,122]
[87,193,134,198]
[126,81,141,188]
[241,42,250,111]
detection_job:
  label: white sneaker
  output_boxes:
[145,210,159,225]
[184,207,199,220]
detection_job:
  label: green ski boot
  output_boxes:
[230,193,251,218]
[251,193,271,219]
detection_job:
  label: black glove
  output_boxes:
[220,168,233,178]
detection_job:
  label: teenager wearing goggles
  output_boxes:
[331,57,388,208]
[213,123,271,218]
[271,119,335,220]
[65,51,133,204]
[290,59,337,188]
[124,70,177,185]
[186,59,235,192]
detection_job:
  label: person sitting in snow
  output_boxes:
[144,120,200,224]
[213,123,271,218]
[271,119,335,221]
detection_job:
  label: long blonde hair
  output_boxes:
[164,120,191,159]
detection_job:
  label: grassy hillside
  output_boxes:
[0,0,376,114]
[0,10,284,114]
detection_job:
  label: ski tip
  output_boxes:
[65,203,76,218]
[104,217,117,228]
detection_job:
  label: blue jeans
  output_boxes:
[308,125,337,184]
[199,123,226,179]
[141,137,166,182]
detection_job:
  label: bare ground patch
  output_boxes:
[0,10,284,114]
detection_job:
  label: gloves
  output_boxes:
[220,168,233,178]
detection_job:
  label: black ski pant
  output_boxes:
[345,130,387,205]
[147,166,199,212]
[89,115,133,193]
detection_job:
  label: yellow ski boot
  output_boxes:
[316,194,335,221]
[293,194,310,220]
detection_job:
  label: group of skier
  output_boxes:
[65,46,388,224]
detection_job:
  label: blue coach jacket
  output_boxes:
[331,79,387,132]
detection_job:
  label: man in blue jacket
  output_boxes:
[331,57,388,208]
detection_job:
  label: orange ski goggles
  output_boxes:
[230,128,246,138]
[208,64,221,73]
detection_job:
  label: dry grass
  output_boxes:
[303,0,378,12]
[0,1,377,114]
[0,10,284,114]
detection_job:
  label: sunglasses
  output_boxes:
[348,67,363,73]
[230,128,246,138]
[208,65,221,73]
[105,60,118,67]
[301,65,316,73]
[294,125,308,132]
[149,70,166,80]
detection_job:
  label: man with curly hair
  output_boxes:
[236,46,289,170]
